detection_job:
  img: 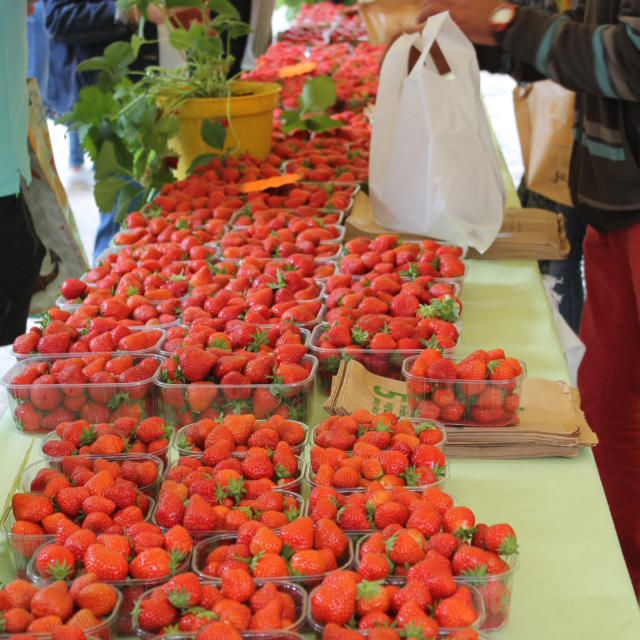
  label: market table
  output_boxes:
[1,259,639,638]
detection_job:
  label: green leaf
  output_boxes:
[131,34,142,58]
[200,119,227,150]
[93,141,122,180]
[166,0,202,7]
[103,41,136,70]
[209,0,240,19]
[187,153,216,174]
[305,114,345,133]
[94,176,127,213]
[75,57,111,74]
[168,28,193,51]
[299,76,337,114]
[114,182,142,224]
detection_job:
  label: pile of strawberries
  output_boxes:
[41,416,173,463]
[12,309,164,358]
[405,347,525,426]
[175,413,308,457]
[341,235,466,280]
[153,450,303,536]
[193,516,350,582]
[5,355,160,433]
[0,6,527,640]
[0,576,120,638]
[134,571,304,635]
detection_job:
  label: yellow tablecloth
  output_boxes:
[1,259,639,638]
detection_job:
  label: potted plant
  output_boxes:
[121,0,281,175]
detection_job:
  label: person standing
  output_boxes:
[419,0,640,593]
[0,0,46,343]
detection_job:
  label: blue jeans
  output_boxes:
[69,129,84,168]
[27,2,49,95]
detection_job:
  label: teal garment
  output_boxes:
[0,1,31,197]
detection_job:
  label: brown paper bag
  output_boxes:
[358,0,422,45]
[513,81,575,207]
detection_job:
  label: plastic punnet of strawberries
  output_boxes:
[0,575,120,638]
[3,355,160,434]
[133,571,305,636]
[404,347,525,427]
[175,413,308,457]
[354,516,519,631]
[192,516,351,584]
[41,416,173,465]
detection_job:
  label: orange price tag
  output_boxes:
[240,173,302,193]
[277,61,317,79]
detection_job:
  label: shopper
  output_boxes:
[43,1,159,255]
[418,0,640,593]
[0,0,46,343]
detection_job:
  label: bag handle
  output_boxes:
[408,40,451,75]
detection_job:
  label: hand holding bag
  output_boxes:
[369,12,505,253]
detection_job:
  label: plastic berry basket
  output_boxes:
[1,507,55,579]
[305,458,450,493]
[1,354,162,435]
[309,416,447,453]
[153,355,318,425]
[174,418,309,457]
[143,633,306,640]
[40,425,174,467]
[134,581,308,638]
[306,582,485,636]
[309,323,459,393]
[11,328,166,362]
[402,356,527,427]
[191,532,354,587]
[0,584,123,640]
[25,540,190,638]
[19,454,166,498]
[162,456,306,494]
[454,554,520,631]
[229,207,346,228]
[153,490,307,542]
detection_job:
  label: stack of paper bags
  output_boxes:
[324,359,597,459]
[345,192,570,260]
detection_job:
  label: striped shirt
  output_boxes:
[493,1,640,232]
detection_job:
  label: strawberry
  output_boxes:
[310,571,357,625]
[484,523,518,555]
[35,544,75,580]
[12,493,53,522]
[30,580,74,621]
[75,582,118,617]
[434,586,479,628]
[83,544,128,580]
[134,588,176,632]
[60,279,87,301]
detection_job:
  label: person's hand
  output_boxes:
[419,0,505,45]
[27,0,38,17]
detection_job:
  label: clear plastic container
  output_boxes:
[163,457,306,495]
[402,356,527,427]
[1,507,55,579]
[306,582,485,636]
[310,416,446,453]
[1,354,162,434]
[191,531,354,586]
[152,490,307,542]
[455,555,519,631]
[160,326,312,357]
[310,322,460,392]
[141,632,305,640]
[40,424,173,467]
[25,540,190,637]
[10,329,166,361]
[229,207,346,228]
[0,585,122,640]
[134,581,307,638]
[153,355,318,424]
[305,458,450,493]
[174,418,309,457]
[20,454,165,498]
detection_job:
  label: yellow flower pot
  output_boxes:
[171,81,281,177]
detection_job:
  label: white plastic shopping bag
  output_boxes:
[369,12,505,253]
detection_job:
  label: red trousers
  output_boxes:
[578,223,640,592]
